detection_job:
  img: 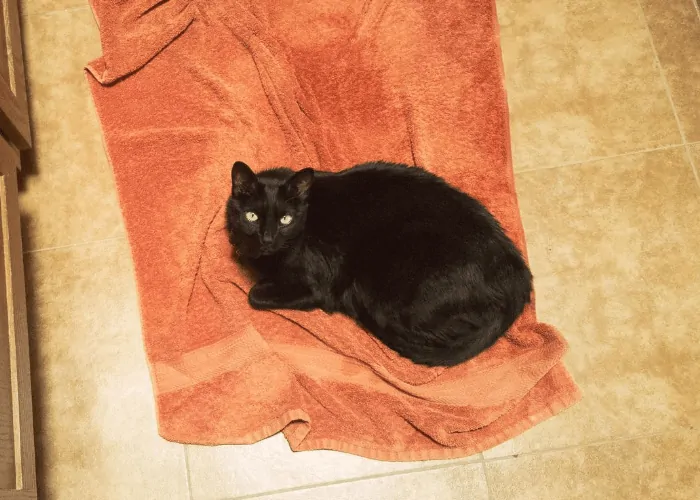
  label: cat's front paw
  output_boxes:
[248,281,278,310]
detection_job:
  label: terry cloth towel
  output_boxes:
[85,0,581,461]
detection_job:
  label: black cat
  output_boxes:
[226,161,532,367]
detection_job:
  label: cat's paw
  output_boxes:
[248,281,279,310]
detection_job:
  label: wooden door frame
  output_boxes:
[0,0,36,497]
[0,0,30,150]
[0,138,36,500]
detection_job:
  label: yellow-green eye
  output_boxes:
[245,211,258,222]
[280,214,293,225]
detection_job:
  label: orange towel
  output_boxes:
[86,0,581,461]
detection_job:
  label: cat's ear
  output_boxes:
[285,168,314,201]
[231,161,258,197]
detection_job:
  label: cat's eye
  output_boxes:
[245,211,258,222]
[280,214,293,225]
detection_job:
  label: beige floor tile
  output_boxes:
[640,0,700,142]
[252,463,489,500]
[26,239,189,499]
[485,431,700,500]
[497,0,680,170]
[516,146,700,278]
[20,0,89,17]
[484,147,700,458]
[187,437,480,499]
[19,8,124,251]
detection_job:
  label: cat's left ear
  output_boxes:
[231,161,258,198]
[285,168,314,201]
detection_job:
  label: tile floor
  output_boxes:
[16,0,700,499]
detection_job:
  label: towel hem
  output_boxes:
[158,371,582,462]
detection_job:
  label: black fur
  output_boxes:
[226,161,532,366]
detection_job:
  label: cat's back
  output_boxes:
[308,161,495,234]
[316,161,449,194]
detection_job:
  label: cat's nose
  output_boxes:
[262,231,274,244]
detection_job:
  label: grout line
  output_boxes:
[480,430,670,466]
[23,235,124,254]
[514,142,685,174]
[635,0,687,143]
[223,429,685,500]
[481,461,493,500]
[226,459,480,500]
[693,0,700,25]
[183,445,195,500]
[635,0,700,189]
[683,143,700,188]
[225,429,674,500]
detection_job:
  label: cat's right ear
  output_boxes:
[231,161,258,198]
[285,168,314,202]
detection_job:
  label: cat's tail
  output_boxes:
[405,259,533,367]
[388,312,510,367]
[351,278,530,367]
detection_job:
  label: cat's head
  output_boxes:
[226,161,314,258]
